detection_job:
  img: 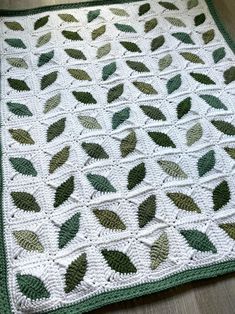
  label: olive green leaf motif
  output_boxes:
[112,107,130,129]
[186,122,203,146]
[150,233,169,270]
[38,50,54,67]
[5,38,26,49]
[8,78,30,91]
[211,120,235,136]
[138,195,156,228]
[78,115,101,129]
[180,230,217,253]
[190,72,215,85]
[107,83,124,103]
[224,147,235,160]
[180,52,204,64]
[4,21,24,31]
[159,54,172,71]
[224,66,235,85]
[120,130,137,157]
[219,224,235,240]
[199,95,227,110]
[13,230,44,252]
[62,30,83,40]
[41,71,58,90]
[49,146,70,174]
[36,32,51,47]
[9,129,35,145]
[54,176,74,208]
[197,150,215,177]
[159,1,179,10]
[145,18,158,33]
[87,174,116,193]
[158,160,187,179]
[87,9,100,22]
[68,69,91,81]
[34,15,49,30]
[58,13,78,22]
[110,8,129,16]
[92,25,106,40]
[148,132,176,148]
[151,35,165,51]
[101,250,137,274]
[167,192,201,213]
[93,209,126,230]
[7,57,28,69]
[177,97,191,119]
[97,43,111,58]
[102,62,117,80]
[165,17,186,27]
[133,81,157,94]
[82,143,109,159]
[65,49,86,60]
[187,0,198,9]
[172,32,195,44]
[7,102,32,117]
[47,118,66,142]
[17,274,50,300]
[213,47,225,63]
[114,23,136,33]
[58,212,80,249]
[126,60,150,73]
[10,157,37,177]
[44,93,61,113]
[73,91,97,104]
[11,192,40,212]
[167,74,182,94]
[127,162,146,190]
[140,105,166,121]
[202,29,215,44]
[213,181,230,211]
[120,41,141,52]
[139,3,150,16]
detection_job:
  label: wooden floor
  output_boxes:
[1,0,235,313]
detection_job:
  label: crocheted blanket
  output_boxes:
[0,0,235,313]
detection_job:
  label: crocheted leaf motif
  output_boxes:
[148,132,176,148]
[44,93,61,113]
[87,174,116,192]
[127,162,146,190]
[120,41,141,52]
[159,1,179,10]
[93,209,126,230]
[202,29,215,44]
[224,147,235,160]
[211,120,235,136]
[199,95,227,110]
[224,66,235,84]
[140,105,166,121]
[4,21,24,31]
[34,15,49,30]
[47,118,66,142]
[58,13,78,22]
[101,250,137,274]
[97,43,111,58]
[17,274,50,300]
[167,193,201,213]
[150,233,169,270]
[197,150,215,177]
[82,142,109,159]
[158,54,172,71]
[58,212,80,249]
[73,91,97,104]
[9,129,35,145]
[138,195,156,228]
[11,192,40,212]
[87,9,100,22]
[92,25,106,40]
[151,35,165,51]
[7,102,32,117]
[38,50,54,67]
[78,115,101,129]
[54,176,74,208]
[187,0,198,9]
[13,230,44,252]
[145,18,158,33]
[107,83,124,103]
[158,160,187,179]
[49,146,70,174]
[213,181,230,211]
[172,32,195,44]
[120,130,137,157]
[65,49,86,60]
[7,57,28,68]
[180,52,204,64]
[114,23,136,33]
[213,47,225,63]
[190,72,215,85]
[186,122,203,146]
[10,157,37,177]
[64,253,87,293]
[194,13,205,26]
[126,60,150,72]
[112,107,130,129]
[36,32,51,47]
[167,74,182,94]
[5,38,26,49]
[165,17,186,27]
[110,8,129,16]
[180,230,217,253]
[8,78,30,91]
[41,71,58,90]
[133,81,157,94]
[139,3,150,16]
[62,30,83,40]
[177,97,191,119]
[102,62,117,80]
[68,69,91,81]
[219,224,235,240]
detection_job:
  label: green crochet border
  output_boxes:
[0,0,235,313]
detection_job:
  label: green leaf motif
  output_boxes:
[5,38,26,49]
[187,0,198,9]
[159,1,179,10]
[172,32,195,44]
[9,129,34,145]
[110,8,129,16]
[202,29,215,44]
[186,122,203,146]
[165,17,186,27]
[54,176,74,208]
[34,15,49,30]
[41,71,58,90]
[114,23,136,33]
[199,95,227,110]
[11,192,40,212]
[138,195,156,228]
[167,74,182,94]
[93,209,126,230]
[78,115,101,129]
[97,43,111,58]
[7,102,32,117]
[145,18,158,33]
[112,107,130,130]
[127,162,146,190]
[224,66,235,85]
[82,142,109,159]
[87,9,100,22]
[151,35,165,51]
[62,30,82,41]
[126,60,150,73]
[17,274,50,300]
[190,72,215,85]
[44,93,61,113]
[10,157,37,177]
[87,174,116,192]
[73,91,97,104]
[8,78,30,91]
[180,230,217,253]
[213,47,225,64]
[133,81,157,94]
[92,25,106,40]
[120,130,137,157]
[180,52,204,64]
[68,69,91,81]
[58,212,80,249]
[198,150,215,177]
[158,160,187,179]
[36,32,51,47]
[219,224,235,240]
[102,250,137,274]
[58,13,78,22]
[224,147,235,160]
[47,118,66,142]
[148,132,176,148]
[167,193,201,213]
[159,54,172,71]
[177,97,191,119]
[38,50,54,67]
[64,253,87,293]
[4,21,24,31]
[120,41,141,52]
[65,49,86,60]
[213,181,230,211]
[150,233,169,270]
[107,83,124,103]
[211,120,235,136]
[194,13,205,26]
[140,105,166,121]
[139,3,150,16]
[13,230,44,252]
[49,146,70,174]
[102,62,117,80]
[7,57,28,69]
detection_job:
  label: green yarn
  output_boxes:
[101,250,137,274]
[54,176,74,208]
[138,195,156,228]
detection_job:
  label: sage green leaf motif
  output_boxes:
[126,60,150,72]
[10,157,37,177]
[49,146,70,174]
[97,43,111,58]
[159,1,179,10]
[41,71,58,90]
[127,162,146,190]
[88,9,100,22]
[211,120,235,136]
[112,107,130,129]
[140,105,166,121]
[54,176,74,208]
[17,274,50,300]
[58,212,80,249]
[87,174,116,193]
[139,3,150,16]
[145,18,158,33]
[120,41,141,53]
[151,35,165,51]
[36,32,51,47]
[172,32,195,44]
[64,253,87,293]
[213,47,225,63]
[73,91,97,104]
[199,95,227,110]
[4,21,24,31]
[110,8,129,16]
[167,193,201,213]
[7,102,32,117]
[68,69,91,81]
[114,23,136,33]
[92,25,106,40]
[159,54,172,71]
[150,233,169,270]
[38,50,54,67]
[224,66,235,84]
[197,150,215,177]
[11,192,40,212]
[180,230,217,253]
[202,29,215,44]
[165,17,186,27]
[7,57,28,69]
[158,160,187,179]
[13,230,44,252]
[93,209,126,230]
[186,122,203,146]
[65,49,86,60]
[120,130,137,157]
[78,115,101,129]
[47,118,66,142]
[107,83,124,103]
[194,13,205,26]
[213,181,230,211]
[82,143,109,159]
[102,62,117,80]
[9,129,35,145]
[34,15,49,30]
[219,224,235,240]
[44,93,61,113]
[187,0,198,9]
[8,78,30,91]
[101,250,137,274]
[138,195,156,228]
[5,38,26,49]
[167,74,181,94]
[133,81,157,94]
[177,97,191,119]
[180,52,204,64]
[224,147,235,160]
[58,13,78,22]
[148,132,176,148]
[62,30,82,41]
[190,72,215,85]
